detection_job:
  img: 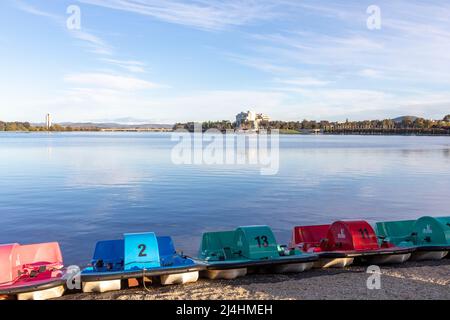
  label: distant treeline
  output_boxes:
[173,115,450,134]
[0,121,100,132]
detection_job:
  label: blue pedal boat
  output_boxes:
[81,232,205,293]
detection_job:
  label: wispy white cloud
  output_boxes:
[225,52,295,74]
[14,0,62,21]
[77,0,282,30]
[231,0,450,93]
[64,72,166,90]
[70,30,114,55]
[14,1,114,56]
[274,77,330,87]
[99,58,146,73]
[7,0,450,122]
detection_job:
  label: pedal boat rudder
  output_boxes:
[376,216,450,261]
[80,232,205,293]
[0,242,66,300]
[199,225,318,280]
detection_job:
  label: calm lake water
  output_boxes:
[1,132,449,265]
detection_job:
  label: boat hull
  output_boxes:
[82,279,121,293]
[272,261,314,273]
[17,285,65,300]
[314,257,354,268]
[201,268,247,280]
[160,271,199,285]
[410,250,448,261]
[359,253,411,265]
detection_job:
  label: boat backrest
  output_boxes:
[157,236,195,267]
[16,242,63,267]
[414,216,450,246]
[327,221,379,251]
[199,231,237,260]
[375,220,415,245]
[157,236,176,257]
[0,242,63,284]
[124,232,161,270]
[0,244,19,284]
[291,225,330,249]
[234,226,279,260]
[92,239,124,266]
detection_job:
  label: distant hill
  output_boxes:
[32,122,174,129]
[392,116,418,123]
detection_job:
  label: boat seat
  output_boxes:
[124,232,160,270]
[91,240,125,271]
[375,220,416,245]
[291,225,330,251]
[0,242,63,285]
[157,236,176,256]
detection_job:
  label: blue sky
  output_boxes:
[1,0,449,123]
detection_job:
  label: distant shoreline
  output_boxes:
[2,115,450,135]
[1,130,450,136]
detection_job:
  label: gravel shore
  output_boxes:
[60,259,450,300]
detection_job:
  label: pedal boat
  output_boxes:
[290,220,415,268]
[0,242,66,300]
[199,225,318,280]
[376,216,450,261]
[80,232,205,293]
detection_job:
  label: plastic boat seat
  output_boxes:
[376,216,450,247]
[81,232,204,293]
[376,216,450,260]
[375,219,416,246]
[157,236,176,256]
[0,244,20,286]
[200,231,239,261]
[292,221,383,252]
[291,220,414,267]
[326,221,380,251]
[157,236,194,267]
[199,226,318,279]
[0,242,63,284]
[91,240,125,272]
[201,226,314,261]
[291,225,330,252]
[413,216,450,246]
[0,242,65,300]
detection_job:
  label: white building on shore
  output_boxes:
[45,113,52,129]
[235,110,270,130]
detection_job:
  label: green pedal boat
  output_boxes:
[198,225,318,280]
[376,216,450,261]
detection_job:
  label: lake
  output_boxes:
[1,132,449,265]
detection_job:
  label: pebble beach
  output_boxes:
[60,259,450,300]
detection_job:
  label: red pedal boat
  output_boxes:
[0,242,66,300]
[290,220,415,268]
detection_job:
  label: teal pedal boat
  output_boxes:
[198,225,318,280]
[376,216,450,261]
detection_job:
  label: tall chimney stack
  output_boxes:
[46,113,52,130]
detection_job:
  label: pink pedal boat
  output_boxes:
[0,242,66,300]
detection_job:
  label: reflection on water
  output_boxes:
[0,132,449,265]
